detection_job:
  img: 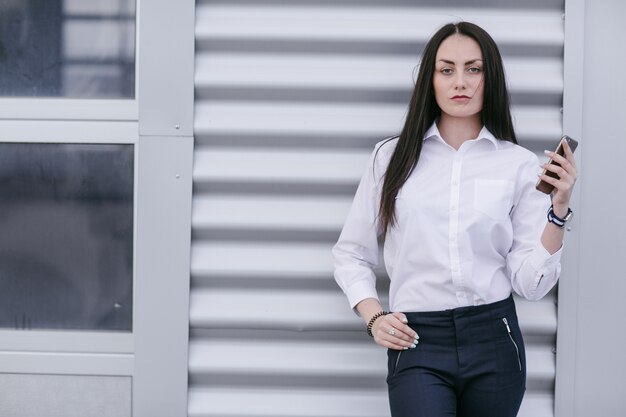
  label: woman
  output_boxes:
[332,22,577,417]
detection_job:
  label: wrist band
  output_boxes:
[547,205,572,228]
[366,311,389,337]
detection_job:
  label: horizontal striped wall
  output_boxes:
[190,1,564,416]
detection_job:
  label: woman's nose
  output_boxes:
[454,72,466,90]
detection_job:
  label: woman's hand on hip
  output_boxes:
[371,312,419,350]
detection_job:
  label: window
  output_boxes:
[0,0,136,98]
[0,143,134,331]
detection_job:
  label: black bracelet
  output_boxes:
[366,311,390,337]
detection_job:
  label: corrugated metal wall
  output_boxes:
[189,1,564,416]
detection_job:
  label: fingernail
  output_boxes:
[403,347,408,350]
[410,344,416,349]
[401,317,408,323]
[414,334,420,340]
[544,150,551,155]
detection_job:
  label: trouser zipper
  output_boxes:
[393,350,403,376]
[502,317,522,372]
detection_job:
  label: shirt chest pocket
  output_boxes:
[473,179,515,221]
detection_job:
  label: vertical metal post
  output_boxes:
[554,0,585,416]
[134,0,195,415]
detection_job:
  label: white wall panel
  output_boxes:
[190,290,555,334]
[196,6,563,45]
[195,102,560,140]
[192,242,334,279]
[194,149,370,183]
[192,1,564,416]
[0,374,131,417]
[188,340,554,389]
[196,54,562,93]
[189,388,554,417]
[193,195,350,230]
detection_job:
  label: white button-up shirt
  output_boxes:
[333,123,562,313]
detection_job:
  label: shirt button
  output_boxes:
[452,179,459,186]
[451,205,458,211]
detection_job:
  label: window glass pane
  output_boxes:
[0,0,136,98]
[0,143,134,331]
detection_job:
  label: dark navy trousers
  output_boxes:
[386,295,526,417]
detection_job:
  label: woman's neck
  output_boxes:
[437,114,482,150]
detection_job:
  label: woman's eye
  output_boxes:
[467,67,482,73]
[440,68,453,74]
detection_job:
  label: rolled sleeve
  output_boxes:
[345,278,380,311]
[525,242,563,299]
[507,154,563,300]
[332,146,385,314]
[528,241,563,272]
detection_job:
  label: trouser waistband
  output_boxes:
[402,294,517,323]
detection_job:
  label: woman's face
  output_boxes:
[433,34,484,121]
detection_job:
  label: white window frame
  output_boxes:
[0,0,194,415]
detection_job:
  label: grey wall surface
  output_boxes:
[570,0,626,415]
[190,1,565,417]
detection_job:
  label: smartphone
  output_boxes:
[535,135,579,194]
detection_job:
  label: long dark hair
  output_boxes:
[377,21,517,235]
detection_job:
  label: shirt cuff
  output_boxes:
[530,241,564,272]
[346,280,380,315]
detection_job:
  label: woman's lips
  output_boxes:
[451,95,471,102]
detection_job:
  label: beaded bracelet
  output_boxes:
[366,311,390,337]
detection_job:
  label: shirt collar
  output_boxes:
[424,122,500,149]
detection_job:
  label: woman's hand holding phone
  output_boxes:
[537,138,578,217]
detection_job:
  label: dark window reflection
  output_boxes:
[0,143,134,331]
[0,0,135,98]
